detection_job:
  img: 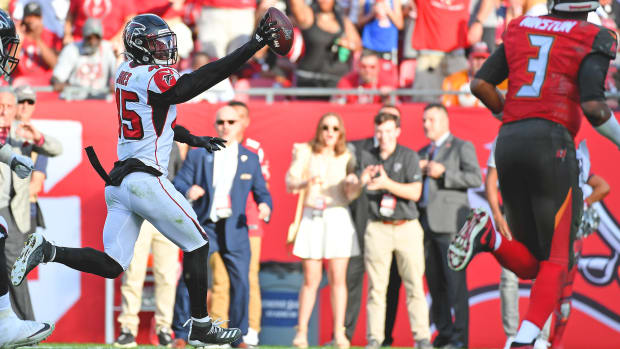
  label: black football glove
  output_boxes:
[253,14,279,47]
[195,136,227,153]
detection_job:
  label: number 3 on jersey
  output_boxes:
[116,88,144,140]
[516,34,555,98]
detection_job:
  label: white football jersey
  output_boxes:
[114,61,181,177]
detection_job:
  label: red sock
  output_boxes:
[549,264,578,347]
[492,237,540,279]
[524,260,568,328]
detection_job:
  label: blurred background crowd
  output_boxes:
[0,0,619,105]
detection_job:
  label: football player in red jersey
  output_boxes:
[445,0,620,348]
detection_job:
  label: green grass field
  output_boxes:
[32,345,464,349]
[34,346,415,349]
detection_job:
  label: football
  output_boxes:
[265,7,294,56]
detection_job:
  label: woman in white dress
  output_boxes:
[286,112,360,349]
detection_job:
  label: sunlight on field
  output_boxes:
[35,346,420,349]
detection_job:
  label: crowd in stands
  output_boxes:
[1,0,619,104]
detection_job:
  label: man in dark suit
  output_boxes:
[174,105,272,348]
[418,103,482,349]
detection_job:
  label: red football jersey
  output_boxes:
[413,0,470,52]
[502,15,617,137]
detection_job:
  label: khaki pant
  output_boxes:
[117,221,180,335]
[365,220,430,342]
[209,236,262,331]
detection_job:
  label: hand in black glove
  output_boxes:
[253,13,279,47]
[195,136,227,153]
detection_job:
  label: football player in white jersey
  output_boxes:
[0,8,56,349]
[10,12,280,347]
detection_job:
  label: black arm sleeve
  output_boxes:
[578,53,611,102]
[173,125,202,147]
[474,44,509,86]
[150,39,263,105]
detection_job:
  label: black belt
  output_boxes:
[85,146,112,185]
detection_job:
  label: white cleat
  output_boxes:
[0,309,54,349]
[447,208,494,271]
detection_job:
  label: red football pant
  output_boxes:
[491,190,574,330]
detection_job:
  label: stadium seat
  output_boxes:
[399,59,417,88]
[378,58,398,88]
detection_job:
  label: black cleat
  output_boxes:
[113,328,137,348]
[186,317,242,347]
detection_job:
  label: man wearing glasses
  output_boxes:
[173,105,272,348]
[14,86,48,238]
[1,85,62,322]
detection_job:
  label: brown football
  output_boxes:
[265,7,294,56]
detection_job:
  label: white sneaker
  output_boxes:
[504,336,515,349]
[0,309,54,349]
[243,328,259,346]
[534,338,550,349]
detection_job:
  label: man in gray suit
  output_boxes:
[0,87,62,320]
[418,103,481,349]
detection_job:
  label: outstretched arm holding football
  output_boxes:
[152,13,281,105]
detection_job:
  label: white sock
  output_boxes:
[0,293,9,311]
[49,245,57,262]
[192,315,212,323]
[514,320,540,344]
[494,231,502,251]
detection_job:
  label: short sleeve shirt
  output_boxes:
[359,144,423,221]
[52,40,117,90]
[33,154,48,175]
[487,138,496,169]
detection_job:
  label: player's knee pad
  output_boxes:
[101,253,124,279]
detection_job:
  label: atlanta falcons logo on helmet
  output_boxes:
[124,21,146,52]
[122,14,178,66]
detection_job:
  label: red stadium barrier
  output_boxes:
[28,100,620,348]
